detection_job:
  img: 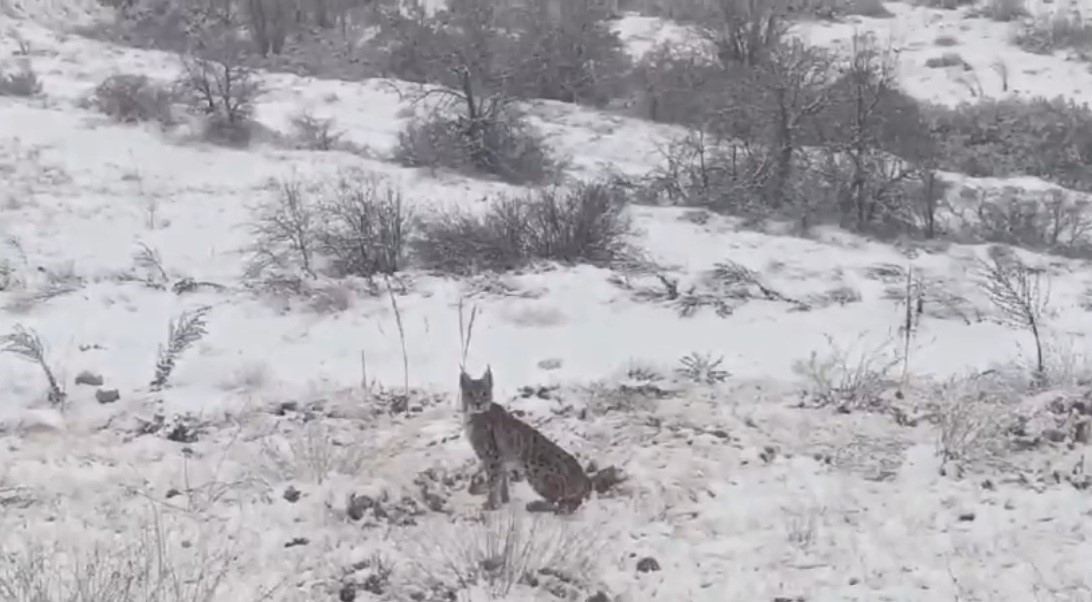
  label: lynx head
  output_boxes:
[459,366,493,414]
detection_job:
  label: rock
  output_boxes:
[1015,388,1092,446]
[283,485,301,503]
[75,371,104,386]
[1044,428,1068,443]
[338,584,356,602]
[635,557,660,573]
[537,358,563,370]
[283,537,309,548]
[586,592,611,602]
[165,421,198,443]
[1075,418,1090,444]
[95,388,120,404]
[361,573,386,595]
[274,401,298,416]
[347,493,375,521]
[525,500,556,513]
[591,465,626,494]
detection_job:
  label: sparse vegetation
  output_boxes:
[407,510,602,599]
[151,306,212,390]
[260,420,368,484]
[0,325,65,407]
[413,180,633,274]
[932,372,1016,463]
[246,172,412,281]
[245,178,320,280]
[9,2,1092,600]
[175,40,264,146]
[288,109,344,151]
[977,0,1026,21]
[676,352,730,384]
[1013,12,1092,55]
[928,96,1092,193]
[0,510,253,602]
[793,332,902,412]
[316,174,413,277]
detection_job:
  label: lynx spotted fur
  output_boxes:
[460,367,591,513]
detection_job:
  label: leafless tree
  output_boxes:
[978,250,1051,379]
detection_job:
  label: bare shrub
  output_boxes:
[380,0,559,184]
[700,0,789,67]
[977,248,1050,380]
[176,41,264,146]
[0,511,256,602]
[959,187,1092,254]
[260,420,367,484]
[924,51,968,69]
[508,0,632,106]
[631,41,724,125]
[92,73,175,124]
[812,33,935,235]
[245,178,319,279]
[366,3,449,84]
[0,325,65,406]
[396,108,555,185]
[288,108,343,151]
[406,511,603,599]
[151,306,211,391]
[927,96,1092,192]
[414,180,632,274]
[0,58,42,97]
[931,373,1016,463]
[977,0,1026,21]
[246,174,412,281]
[792,332,902,412]
[316,173,412,277]
[1013,12,1092,54]
[676,351,730,384]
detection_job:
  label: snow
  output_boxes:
[2,2,1092,601]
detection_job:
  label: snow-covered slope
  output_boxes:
[1,3,1091,601]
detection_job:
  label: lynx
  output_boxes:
[460,367,592,513]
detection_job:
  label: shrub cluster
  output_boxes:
[245,173,633,282]
[613,0,1092,250]
[928,97,1092,192]
[92,73,176,124]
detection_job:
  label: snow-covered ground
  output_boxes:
[1,2,1092,601]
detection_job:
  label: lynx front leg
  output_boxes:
[498,470,510,504]
[482,458,509,510]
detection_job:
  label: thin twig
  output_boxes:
[458,296,479,370]
[385,275,409,394]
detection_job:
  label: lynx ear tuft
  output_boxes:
[483,365,493,388]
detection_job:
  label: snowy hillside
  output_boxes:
[1,0,1091,600]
